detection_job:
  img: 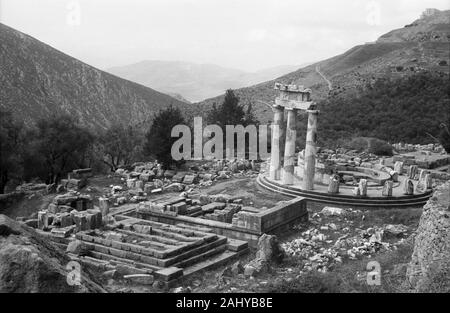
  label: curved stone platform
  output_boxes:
[257,174,433,208]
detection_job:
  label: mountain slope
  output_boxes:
[0,23,191,131]
[107,60,302,102]
[195,9,450,124]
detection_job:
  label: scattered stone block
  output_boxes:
[60,213,73,227]
[153,179,164,189]
[164,170,176,179]
[394,161,404,175]
[126,179,136,189]
[201,202,226,213]
[135,180,144,190]
[404,179,414,195]
[144,183,154,193]
[51,225,75,238]
[183,174,197,184]
[124,274,154,285]
[172,202,187,214]
[321,207,345,216]
[172,173,186,183]
[382,181,393,197]
[155,267,183,281]
[327,177,339,194]
[99,197,110,216]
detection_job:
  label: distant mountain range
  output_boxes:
[0,23,191,131]
[107,61,304,103]
[195,9,450,124]
[0,9,448,132]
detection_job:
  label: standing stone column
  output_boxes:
[303,110,319,190]
[270,106,284,180]
[404,179,414,195]
[282,109,297,185]
[408,165,418,179]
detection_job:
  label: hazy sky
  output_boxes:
[1,0,449,71]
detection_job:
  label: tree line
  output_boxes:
[0,89,258,194]
[316,72,450,151]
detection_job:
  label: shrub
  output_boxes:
[368,138,393,156]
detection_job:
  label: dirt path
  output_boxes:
[316,65,333,91]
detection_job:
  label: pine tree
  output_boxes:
[144,106,186,168]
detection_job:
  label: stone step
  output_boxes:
[74,255,115,271]
[173,244,228,268]
[182,248,249,278]
[150,228,213,243]
[174,223,213,234]
[163,236,228,267]
[226,238,248,252]
[188,211,203,217]
[131,219,214,238]
[53,242,69,251]
[257,175,432,207]
[86,242,167,267]
[77,233,170,259]
[89,250,161,272]
[116,229,182,247]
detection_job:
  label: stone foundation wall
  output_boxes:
[132,198,309,248]
[406,181,450,292]
[232,197,308,233]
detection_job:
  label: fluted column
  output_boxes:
[269,106,284,180]
[282,108,297,185]
[303,110,319,190]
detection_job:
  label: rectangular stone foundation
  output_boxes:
[122,197,308,248]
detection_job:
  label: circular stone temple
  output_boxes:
[257,83,433,208]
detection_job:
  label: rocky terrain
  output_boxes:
[0,214,104,292]
[0,23,192,131]
[0,152,448,293]
[195,10,450,124]
[406,181,450,292]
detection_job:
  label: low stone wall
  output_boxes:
[393,154,450,169]
[406,181,450,292]
[232,197,308,233]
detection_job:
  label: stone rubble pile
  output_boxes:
[392,142,445,154]
[108,160,261,207]
[316,148,379,166]
[281,207,409,273]
[136,192,250,223]
[24,191,103,238]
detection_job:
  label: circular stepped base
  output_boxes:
[257,174,432,208]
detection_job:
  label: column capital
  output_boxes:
[272,104,284,111]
